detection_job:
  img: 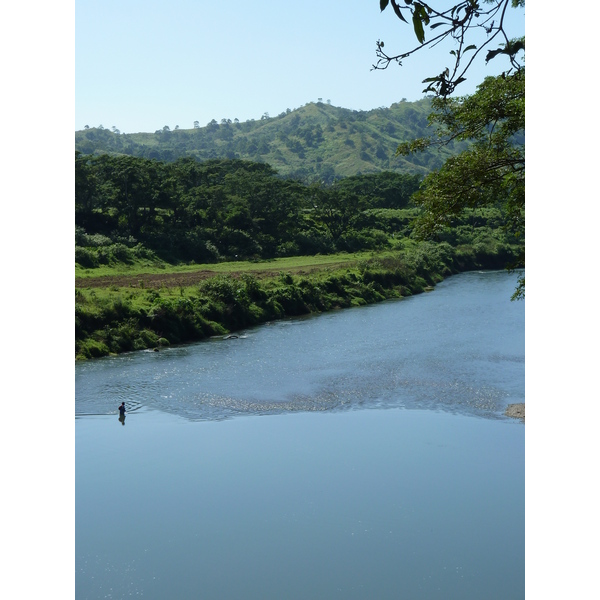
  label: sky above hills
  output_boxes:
[75,0,525,134]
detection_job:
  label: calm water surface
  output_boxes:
[76,271,524,599]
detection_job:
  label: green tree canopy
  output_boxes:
[376,0,524,298]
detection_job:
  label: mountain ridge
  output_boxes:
[75,99,467,182]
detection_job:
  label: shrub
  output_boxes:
[240,274,266,301]
[338,229,389,252]
[145,296,221,342]
[271,284,309,315]
[294,230,335,255]
[131,244,158,261]
[75,246,99,268]
[279,272,294,285]
[110,243,131,263]
[277,241,300,256]
[200,275,247,305]
[133,329,159,350]
[86,233,114,247]
[77,338,110,359]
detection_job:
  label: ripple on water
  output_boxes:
[75,271,524,422]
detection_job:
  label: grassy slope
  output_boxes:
[76,100,465,180]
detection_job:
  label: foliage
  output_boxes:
[75,241,523,359]
[332,171,421,208]
[400,71,525,296]
[376,0,524,297]
[75,154,428,265]
[376,1,524,97]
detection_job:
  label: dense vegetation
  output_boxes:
[376,1,525,297]
[75,152,523,359]
[76,153,423,265]
[75,99,468,182]
[75,244,517,360]
[403,72,525,298]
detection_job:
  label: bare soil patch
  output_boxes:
[75,270,221,289]
[75,262,353,289]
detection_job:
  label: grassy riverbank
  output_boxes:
[75,240,519,360]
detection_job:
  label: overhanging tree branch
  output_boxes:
[374,0,524,97]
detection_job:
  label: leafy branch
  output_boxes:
[374,0,524,97]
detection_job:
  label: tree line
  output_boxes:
[75,153,423,266]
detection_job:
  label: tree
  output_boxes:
[310,185,367,242]
[75,152,100,229]
[334,171,422,209]
[403,72,524,296]
[375,0,525,298]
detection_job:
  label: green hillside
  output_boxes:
[75,99,467,182]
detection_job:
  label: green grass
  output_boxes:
[75,239,523,360]
[75,249,410,280]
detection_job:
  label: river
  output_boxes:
[76,270,524,599]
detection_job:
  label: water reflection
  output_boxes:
[76,408,525,600]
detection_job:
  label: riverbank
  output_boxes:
[75,241,522,360]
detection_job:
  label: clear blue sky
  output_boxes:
[75,0,524,133]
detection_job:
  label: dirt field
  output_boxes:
[76,270,222,289]
[75,262,352,289]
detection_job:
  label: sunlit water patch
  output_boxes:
[76,271,524,421]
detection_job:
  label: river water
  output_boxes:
[76,270,525,599]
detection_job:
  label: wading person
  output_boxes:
[118,402,126,425]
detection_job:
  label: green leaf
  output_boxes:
[508,39,525,55]
[416,3,430,25]
[391,1,408,23]
[412,13,426,44]
[486,39,525,63]
[380,0,389,11]
[485,48,504,63]
[464,45,477,53]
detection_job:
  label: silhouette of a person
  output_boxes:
[118,402,126,425]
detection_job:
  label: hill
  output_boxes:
[75,99,467,182]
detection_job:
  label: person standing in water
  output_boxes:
[118,402,126,425]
